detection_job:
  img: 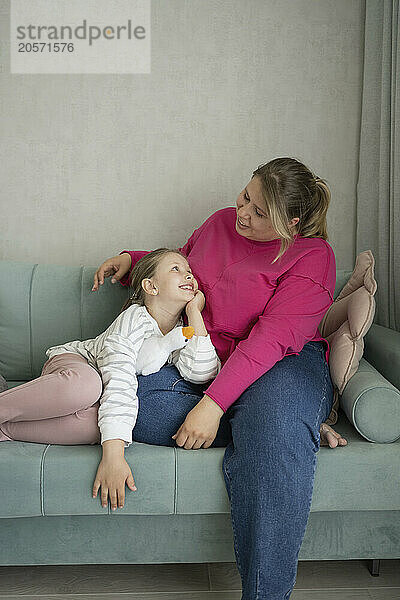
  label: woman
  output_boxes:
[92,157,347,599]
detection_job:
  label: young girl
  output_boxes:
[0,248,221,453]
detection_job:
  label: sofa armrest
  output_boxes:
[340,356,400,443]
[364,323,400,390]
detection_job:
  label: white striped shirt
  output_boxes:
[45,303,221,448]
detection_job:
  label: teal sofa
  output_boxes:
[0,261,399,575]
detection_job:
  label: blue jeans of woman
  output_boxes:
[133,340,334,600]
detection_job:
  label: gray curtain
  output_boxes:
[356,0,399,332]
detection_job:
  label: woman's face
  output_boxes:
[235,176,299,242]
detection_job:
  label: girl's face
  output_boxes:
[147,253,198,303]
[235,176,299,241]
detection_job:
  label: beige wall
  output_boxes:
[0,0,364,271]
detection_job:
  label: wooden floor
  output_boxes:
[0,559,399,599]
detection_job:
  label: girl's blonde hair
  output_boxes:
[252,157,331,263]
[119,247,187,314]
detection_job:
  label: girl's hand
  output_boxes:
[185,290,206,314]
[92,253,132,291]
[172,395,224,449]
[92,456,136,510]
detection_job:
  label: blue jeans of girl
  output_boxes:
[133,340,334,600]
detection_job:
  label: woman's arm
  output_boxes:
[117,217,209,288]
[92,252,132,291]
[92,209,217,292]
[117,250,151,287]
[203,274,335,413]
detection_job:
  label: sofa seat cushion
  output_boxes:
[0,439,176,518]
[1,411,399,519]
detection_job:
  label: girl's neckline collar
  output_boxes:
[143,306,163,335]
[142,305,183,336]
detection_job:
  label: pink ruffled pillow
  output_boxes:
[319,250,377,425]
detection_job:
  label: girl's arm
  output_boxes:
[172,305,221,384]
[92,331,140,509]
[96,333,139,452]
[95,306,150,453]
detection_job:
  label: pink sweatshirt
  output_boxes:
[119,207,336,412]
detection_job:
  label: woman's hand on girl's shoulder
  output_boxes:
[92,253,132,291]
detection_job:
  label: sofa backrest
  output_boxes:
[0,261,353,381]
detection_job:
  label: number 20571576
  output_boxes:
[18,42,74,52]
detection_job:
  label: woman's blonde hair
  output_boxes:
[119,247,188,314]
[252,157,331,263]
